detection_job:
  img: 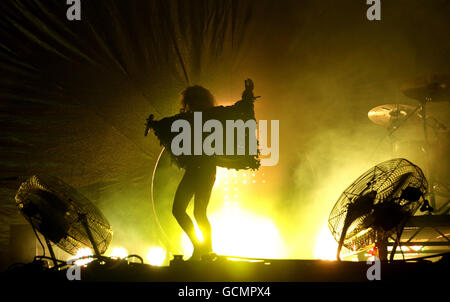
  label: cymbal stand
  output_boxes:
[420,98,436,209]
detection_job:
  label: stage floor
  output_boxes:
[2,255,449,283]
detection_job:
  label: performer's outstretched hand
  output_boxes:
[242,78,257,101]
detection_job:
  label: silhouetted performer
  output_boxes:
[146,79,260,260]
[172,85,217,260]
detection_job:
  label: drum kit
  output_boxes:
[367,74,450,210]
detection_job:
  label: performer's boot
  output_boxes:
[204,239,213,255]
[188,243,204,261]
[188,241,213,261]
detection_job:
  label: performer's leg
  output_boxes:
[193,169,216,254]
[172,171,198,249]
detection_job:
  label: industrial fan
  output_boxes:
[328,158,431,261]
[15,175,113,266]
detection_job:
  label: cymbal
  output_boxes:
[401,74,450,102]
[368,104,418,128]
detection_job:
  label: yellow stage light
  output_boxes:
[184,202,285,259]
[146,247,167,266]
[314,225,338,261]
[110,247,128,259]
[74,247,94,266]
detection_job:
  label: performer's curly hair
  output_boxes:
[180,85,215,112]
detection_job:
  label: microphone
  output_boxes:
[145,114,154,137]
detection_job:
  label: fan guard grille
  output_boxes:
[15,175,113,255]
[328,158,428,253]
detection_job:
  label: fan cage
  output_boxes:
[15,175,113,256]
[328,158,428,253]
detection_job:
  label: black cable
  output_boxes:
[6,262,25,272]
[33,256,66,264]
[125,254,144,264]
